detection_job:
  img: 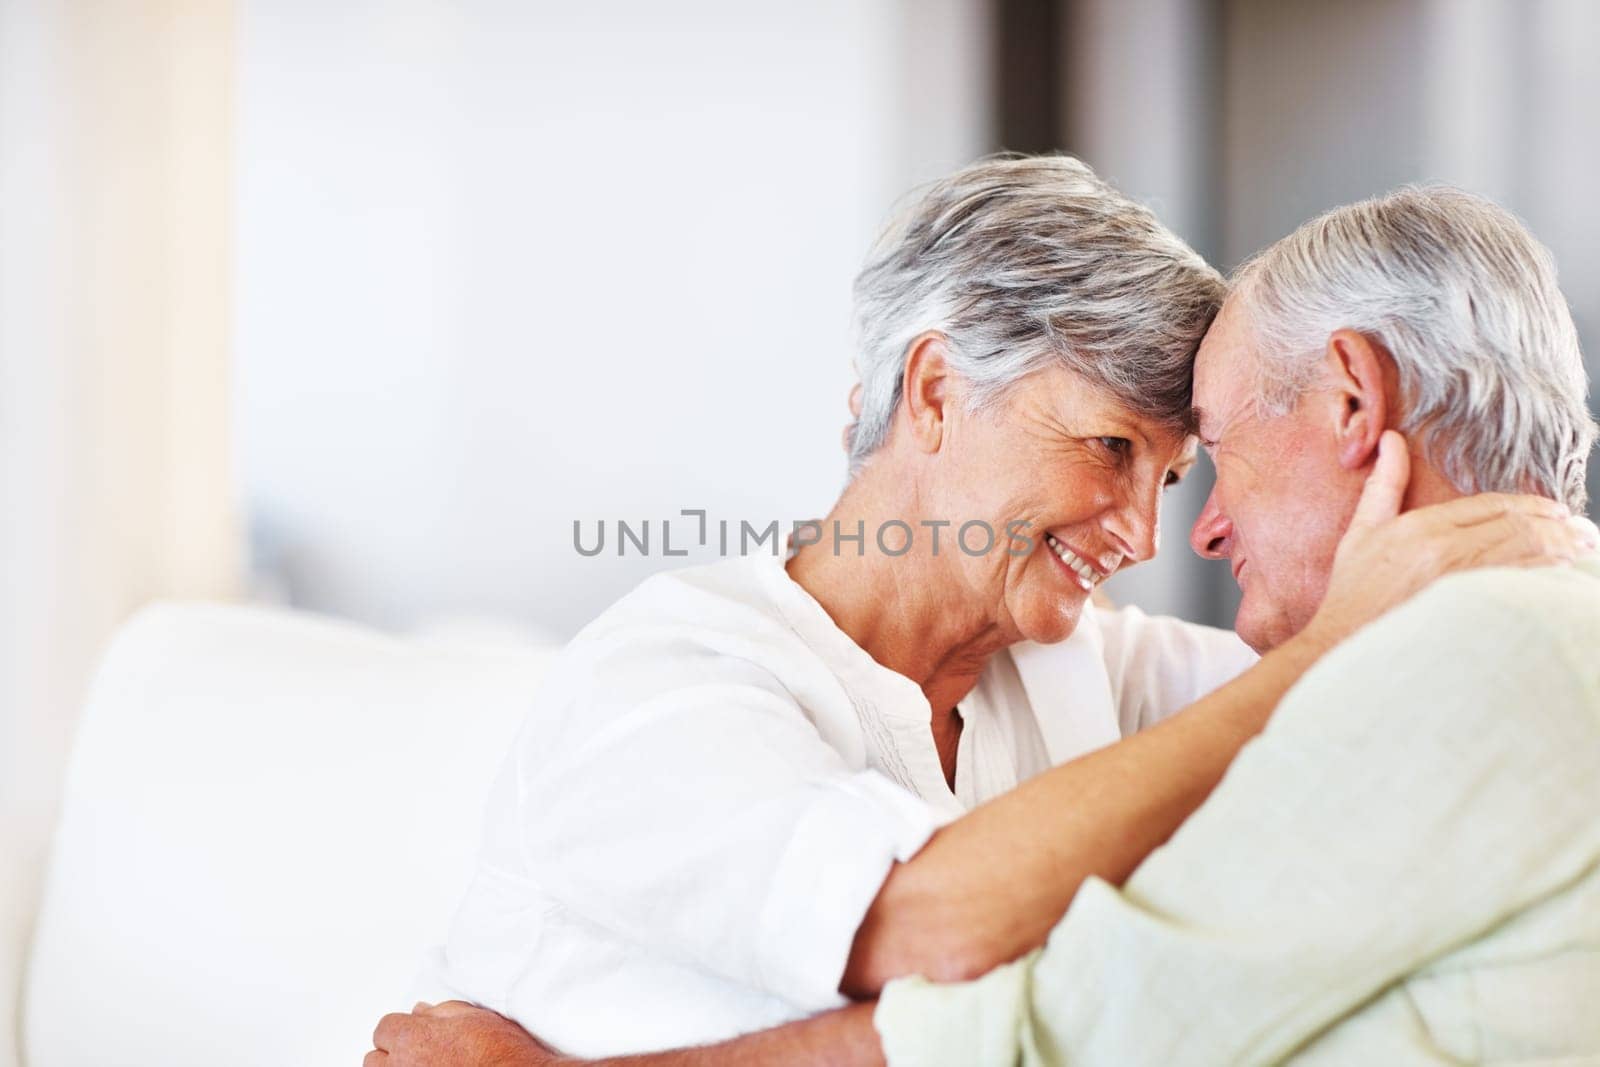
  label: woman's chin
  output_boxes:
[1013,592,1085,646]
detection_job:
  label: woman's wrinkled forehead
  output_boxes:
[1007,362,1194,445]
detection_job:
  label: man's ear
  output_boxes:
[900,331,952,454]
[1324,328,1396,471]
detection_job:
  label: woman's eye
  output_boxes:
[1164,470,1182,488]
[1097,437,1132,457]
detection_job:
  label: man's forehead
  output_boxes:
[1192,300,1254,438]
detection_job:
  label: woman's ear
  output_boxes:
[900,332,952,454]
[1324,328,1396,471]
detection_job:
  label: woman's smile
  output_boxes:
[1042,530,1109,592]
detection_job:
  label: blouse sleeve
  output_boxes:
[513,629,946,1013]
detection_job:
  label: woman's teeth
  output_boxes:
[1044,532,1100,588]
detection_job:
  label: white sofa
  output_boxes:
[11,603,558,1066]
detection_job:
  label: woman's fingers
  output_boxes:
[1412,490,1568,531]
[1569,514,1600,546]
[1347,431,1410,532]
[1434,509,1593,570]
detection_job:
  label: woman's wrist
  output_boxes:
[1267,617,1345,683]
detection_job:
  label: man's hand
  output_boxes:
[370,1001,885,1067]
[368,1001,564,1067]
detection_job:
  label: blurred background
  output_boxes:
[3,0,1599,1012]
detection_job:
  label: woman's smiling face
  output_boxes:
[925,360,1197,646]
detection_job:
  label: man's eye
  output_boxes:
[1097,437,1132,457]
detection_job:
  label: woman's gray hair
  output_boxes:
[1234,185,1597,512]
[847,155,1224,474]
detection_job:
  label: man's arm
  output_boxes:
[368,1001,882,1067]
[875,564,1600,1065]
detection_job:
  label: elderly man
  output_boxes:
[373,185,1600,1064]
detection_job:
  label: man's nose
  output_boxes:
[1189,487,1232,560]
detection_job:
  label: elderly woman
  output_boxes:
[386,157,1563,1063]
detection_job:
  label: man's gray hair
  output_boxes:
[847,155,1224,474]
[1235,185,1596,512]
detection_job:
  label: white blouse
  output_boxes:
[417,549,1255,1057]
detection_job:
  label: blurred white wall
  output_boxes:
[1218,0,1428,267]
[235,0,992,637]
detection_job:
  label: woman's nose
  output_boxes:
[1189,488,1233,560]
[1107,490,1160,563]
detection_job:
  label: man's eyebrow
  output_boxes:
[1190,406,1211,440]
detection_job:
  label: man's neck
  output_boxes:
[1400,448,1465,511]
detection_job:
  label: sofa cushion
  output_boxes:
[23,603,553,1066]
